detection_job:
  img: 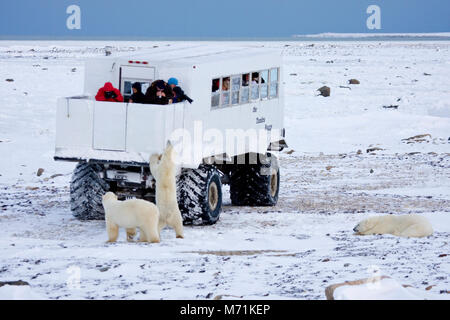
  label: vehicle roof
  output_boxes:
[108,43,281,67]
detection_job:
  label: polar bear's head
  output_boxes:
[353,216,381,235]
[102,192,118,203]
[353,216,390,235]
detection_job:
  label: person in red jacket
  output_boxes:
[95,82,124,102]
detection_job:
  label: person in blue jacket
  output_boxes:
[168,77,193,104]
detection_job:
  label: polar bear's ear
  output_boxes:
[166,140,172,148]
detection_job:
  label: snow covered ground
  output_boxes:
[0,40,449,300]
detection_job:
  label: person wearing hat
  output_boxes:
[167,77,193,104]
[95,82,123,102]
[144,80,173,105]
[167,77,178,89]
[129,82,145,104]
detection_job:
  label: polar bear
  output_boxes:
[353,214,433,238]
[102,192,160,243]
[149,141,184,239]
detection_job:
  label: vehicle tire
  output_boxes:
[230,153,280,206]
[70,162,109,220]
[177,165,222,225]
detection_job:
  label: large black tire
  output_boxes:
[177,165,222,225]
[230,153,280,206]
[70,162,109,220]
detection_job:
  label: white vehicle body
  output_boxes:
[54,45,286,169]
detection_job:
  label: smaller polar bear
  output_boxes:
[150,141,184,239]
[353,214,433,238]
[102,192,160,243]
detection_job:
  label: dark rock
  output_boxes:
[348,79,360,85]
[383,105,399,109]
[37,168,44,176]
[318,86,331,97]
[0,280,29,287]
[5,79,14,82]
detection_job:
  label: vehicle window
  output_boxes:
[222,77,230,106]
[242,73,250,87]
[260,70,269,99]
[250,72,260,101]
[211,78,220,107]
[124,81,132,96]
[270,68,278,98]
[123,79,151,102]
[231,76,240,105]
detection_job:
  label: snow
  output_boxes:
[333,277,448,300]
[0,40,449,300]
[0,285,43,300]
[299,33,450,39]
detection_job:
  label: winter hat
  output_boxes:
[153,80,166,90]
[132,82,141,91]
[103,82,114,90]
[168,77,178,86]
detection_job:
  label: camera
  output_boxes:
[104,91,117,99]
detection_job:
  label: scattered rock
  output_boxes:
[285,149,295,155]
[25,186,39,191]
[370,169,374,174]
[366,147,384,153]
[383,105,399,109]
[213,294,244,300]
[318,86,331,97]
[423,73,432,76]
[348,79,360,85]
[326,166,333,171]
[71,68,77,72]
[325,276,391,300]
[36,168,44,176]
[0,280,29,287]
[339,86,351,90]
[356,150,362,155]
[322,258,330,262]
[438,254,447,258]
[402,134,431,141]
[289,73,298,76]
[5,79,14,82]
[425,285,435,291]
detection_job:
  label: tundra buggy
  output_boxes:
[54,44,287,225]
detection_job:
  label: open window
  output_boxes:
[241,73,250,104]
[221,77,230,106]
[251,72,260,101]
[211,78,220,108]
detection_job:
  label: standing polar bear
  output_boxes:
[353,214,433,238]
[102,192,160,243]
[150,141,184,239]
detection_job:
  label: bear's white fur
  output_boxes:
[102,192,160,243]
[353,214,433,238]
[149,141,184,239]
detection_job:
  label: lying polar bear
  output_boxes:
[102,192,160,243]
[353,214,433,238]
[150,141,184,239]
